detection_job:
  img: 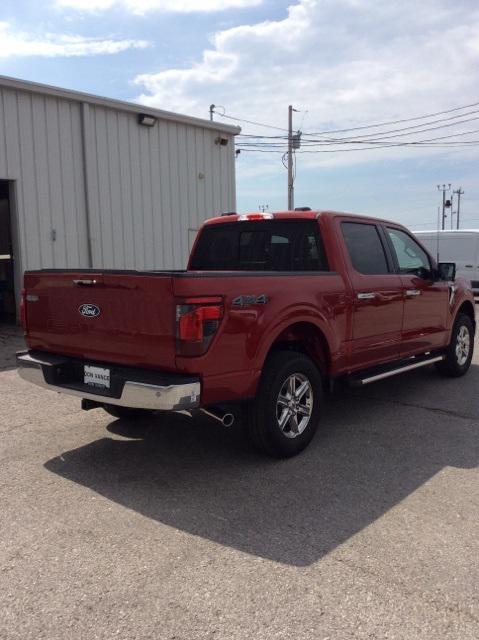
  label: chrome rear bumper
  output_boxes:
[17,351,201,411]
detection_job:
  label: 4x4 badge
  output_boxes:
[232,294,269,307]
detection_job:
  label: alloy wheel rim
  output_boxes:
[276,373,313,439]
[455,325,470,366]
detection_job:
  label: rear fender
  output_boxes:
[255,309,336,376]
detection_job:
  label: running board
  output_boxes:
[348,354,445,387]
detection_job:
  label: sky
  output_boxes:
[0,0,478,230]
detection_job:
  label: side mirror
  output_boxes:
[438,262,456,281]
[415,266,434,280]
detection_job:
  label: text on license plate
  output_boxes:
[84,365,110,389]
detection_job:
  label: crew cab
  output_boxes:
[17,210,476,457]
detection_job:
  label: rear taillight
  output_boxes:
[19,288,26,331]
[176,297,223,356]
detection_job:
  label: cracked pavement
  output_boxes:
[0,323,478,639]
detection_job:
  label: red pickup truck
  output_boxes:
[17,210,475,457]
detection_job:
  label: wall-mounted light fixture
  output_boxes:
[215,136,229,146]
[138,113,157,127]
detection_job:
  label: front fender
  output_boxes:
[448,278,476,335]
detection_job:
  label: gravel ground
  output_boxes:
[0,323,478,639]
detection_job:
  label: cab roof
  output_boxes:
[203,209,404,228]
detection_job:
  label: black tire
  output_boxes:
[102,404,154,420]
[246,350,322,458]
[436,313,474,377]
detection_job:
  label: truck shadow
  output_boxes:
[44,365,479,567]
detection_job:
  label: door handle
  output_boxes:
[73,279,97,286]
[405,289,421,297]
[357,292,376,300]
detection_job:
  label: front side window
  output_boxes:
[387,228,431,276]
[341,222,390,275]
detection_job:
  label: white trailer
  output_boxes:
[414,230,479,296]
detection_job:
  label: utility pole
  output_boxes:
[209,104,215,121]
[287,105,301,210]
[450,192,454,230]
[258,204,269,213]
[288,105,294,210]
[436,206,441,263]
[437,184,451,230]
[454,187,464,229]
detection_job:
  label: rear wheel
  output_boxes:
[246,350,322,458]
[102,404,154,420]
[436,313,474,377]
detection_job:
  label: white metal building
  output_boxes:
[0,75,239,322]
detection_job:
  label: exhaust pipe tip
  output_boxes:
[199,407,235,427]
[222,413,235,427]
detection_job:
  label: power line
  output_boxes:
[237,140,479,153]
[215,112,288,132]
[238,138,479,148]
[295,100,479,135]
[236,126,479,154]
[238,112,479,145]
[219,98,479,138]
[322,114,479,143]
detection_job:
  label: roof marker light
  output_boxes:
[238,213,274,221]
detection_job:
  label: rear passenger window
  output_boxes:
[341,222,389,275]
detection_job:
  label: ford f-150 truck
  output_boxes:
[17,210,475,457]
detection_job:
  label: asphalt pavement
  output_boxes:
[0,323,478,639]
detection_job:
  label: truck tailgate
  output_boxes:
[24,271,178,371]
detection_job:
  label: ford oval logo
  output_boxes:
[79,303,101,318]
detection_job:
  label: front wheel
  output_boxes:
[246,350,322,458]
[436,313,474,377]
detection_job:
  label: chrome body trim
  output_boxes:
[357,292,376,300]
[17,352,201,411]
[358,355,445,385]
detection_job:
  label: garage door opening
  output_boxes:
[0,181,16,324]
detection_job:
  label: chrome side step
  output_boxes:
[350,355,445,387]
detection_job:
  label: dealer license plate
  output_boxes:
[84,365,110,389]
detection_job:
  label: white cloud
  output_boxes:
[0,21,149,57]
[55,0,263,14]
[133,0,479,167]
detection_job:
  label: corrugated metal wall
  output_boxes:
[0,89,89,272]
[0,83,236,295]
[84,104,236,270]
